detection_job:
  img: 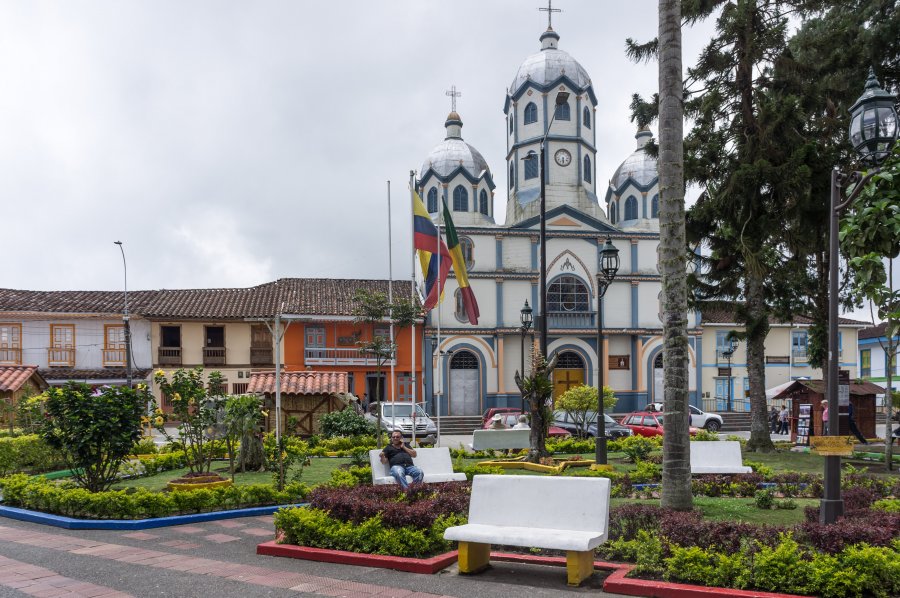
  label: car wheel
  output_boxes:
[705,420,721,432]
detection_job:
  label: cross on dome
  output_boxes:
[539,0,561,29]
[445,85,462,113]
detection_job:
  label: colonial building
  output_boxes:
[858,323,899,401]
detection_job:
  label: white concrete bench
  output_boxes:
[690,440,752,474]
[470,429,531,451]
[443,475,610,586]
[368,447,467,485]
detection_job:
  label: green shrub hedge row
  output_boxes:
[0,474,308,519]
[0,435,66,476]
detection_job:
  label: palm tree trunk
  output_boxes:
[658,0,692,511]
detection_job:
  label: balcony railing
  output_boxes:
[158,347,182,366]
[203,347,226,366]
[250,347,273,366]
[0,348,21,365]
[546,311,596,329]
[47,348,75,367]
[305,347,396,366]
[103,348,126,367]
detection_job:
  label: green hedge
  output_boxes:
[0,474,308,519]
[0,435,66,475]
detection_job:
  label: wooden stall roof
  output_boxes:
[769,379,885,401]
[247,370,348,396]
[0,366,48,393]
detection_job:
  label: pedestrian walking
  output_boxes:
[820,399,828,436]
[769,406,779,433]
[778,405,790,435]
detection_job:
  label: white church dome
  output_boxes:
[509,29,592,94]
[420,112,491,179]
[611,128,658,189]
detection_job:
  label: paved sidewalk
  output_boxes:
[0,516,628,598]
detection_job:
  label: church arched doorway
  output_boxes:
[449,350,481,415]
[553,351,586,399]
[652,352,664,404]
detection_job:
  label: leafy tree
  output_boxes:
[41,382,150,492]
[352,289,420,448]
[556,384,616,438]
[224,393,266,477]
[515,350,557,462]
[319,406,376,438]
[153,367,226,474]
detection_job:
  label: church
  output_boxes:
[417,23,702,416]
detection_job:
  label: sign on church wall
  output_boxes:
[609,355,630,370]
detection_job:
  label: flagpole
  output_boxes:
[387,180,396,434]
[435,185,445,447]
[409,171,418,447]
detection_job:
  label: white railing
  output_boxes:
[305,347,396,366]
[546,311,596,329]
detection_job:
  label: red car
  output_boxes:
[619,412,698,437]
[482,408,570,437]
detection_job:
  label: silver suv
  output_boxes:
[365,402,437,441]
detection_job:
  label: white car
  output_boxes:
[647,403,723,432]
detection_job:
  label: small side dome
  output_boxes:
[610,128,657,190]
[420,111,490,180]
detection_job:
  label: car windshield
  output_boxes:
[380,404,428,418]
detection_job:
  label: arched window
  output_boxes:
[450,349,479,369]
[609,202,617,224]
[624,196,638,220]
[509,115,514,135]
[427,187,438,213]
[454,289,469,323]
[453,186,468,211]
[509,163,515,189]
[524,102,538,124]
[459,236,474,270]
[583,107,591,129]
[583,155,592,182]
[651,194,659,218]
[555,102,570,120]
[548,275,589,312]
[524,151,538,180]
[479,189,489,215]
[557,351,585,369]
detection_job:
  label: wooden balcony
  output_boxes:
[305,347,395,367]
[547,311,596,329]
[203,347,226,366]
[47,348,75,367]
[103,348,126,367]
[250,347,273,366]
[158,347,182,366]
[0,348,21,365]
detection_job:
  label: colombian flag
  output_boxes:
[442,197,480,325]
[412,190,451,311]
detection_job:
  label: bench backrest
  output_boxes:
[468,475,610,533]
[690,440,743,467]
[472,429,531,450]
[368,446,455,477]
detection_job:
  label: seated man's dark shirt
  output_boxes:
[383,443,414,467]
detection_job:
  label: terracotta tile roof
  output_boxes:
[277,278,414,316]
[699,306,868,327]
[39,368,152,382]
[0,366,47,393]
[0,289,157,315]
[769,379,885,400]
[859,323,896,340]
[247,370,348,395]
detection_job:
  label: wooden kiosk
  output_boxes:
[769,379,882,443]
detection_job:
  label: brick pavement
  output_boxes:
[0,554,132,597]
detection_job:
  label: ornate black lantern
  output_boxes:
[520,300,533,331]
[599,236,620,282]
[848,68,898,164]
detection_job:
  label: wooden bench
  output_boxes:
[368,447,467,485]
[690,440,752,474]
[443,475,610,586]
[470,429,531,451]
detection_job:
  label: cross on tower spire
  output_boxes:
[539,0,561,29]
[445,85,461,113]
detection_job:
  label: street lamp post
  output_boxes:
[113,241,133,389]
[519,300,534,413]
[821,68,897,525]
[525,91,570,359]
[595,236,620,464]
[722,338,738,412]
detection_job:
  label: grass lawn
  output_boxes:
[610,496,817,526]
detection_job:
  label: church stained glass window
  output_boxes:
[509,163,515,188]
[609,202,617,224]
[427,187,438,213]
[479,189,489,215]
[625,196,638,220]
[524,102,538,124]
[509,115,514,134]
[548,275,589,312]
[524,152,538,180]
[583,155,591,182]
[583,107,591,129]
[453,186,468,211]
[555,102,570,121]
[651,194,659,218]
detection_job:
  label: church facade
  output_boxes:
[418,25,702,416]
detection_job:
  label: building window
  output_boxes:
[427,187,438,213]
[509,115,514,134]
[374,325,390,342]
[583,155,592,182]
[103,324,126,367]
[0,323,22,365]
[305,325,325,359]
[459,236,474,270]
[624,196,638,220]
[397,374,413,401]
[524,151,538,180]
[524,102,538,124]
[651,194,659,218]
[716,331,736,359]
[555,102,570,120]
[792,330,808,361]
[161,325,181,348]
[609,202,617,224]
[479,189,489,215]
[548,275,589,312]
[583,107,591,129]
[452,186,468,211]
[860,349,871,377]
[49,324,75,367]
[509,163,515,188]
[454,288,468,322]
[450,350,479,369]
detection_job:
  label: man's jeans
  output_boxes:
[390,464,424,489]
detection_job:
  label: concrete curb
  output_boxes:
[603,566,809,598]
[0,503,304,530]
[256,541,458,574]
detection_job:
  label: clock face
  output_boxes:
[555,149,572,166]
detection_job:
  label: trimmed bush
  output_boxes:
[0,434,65,475]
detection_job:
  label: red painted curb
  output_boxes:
[256,541,458,574]
[603,566,809,598]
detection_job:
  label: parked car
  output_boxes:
[481,407,522,426]
[552,411,633,439]
[619,412,698,437]
[647,403,723,432]
[365,402,437,440]
[481,410,571,437]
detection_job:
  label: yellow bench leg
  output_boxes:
[457,541,491,574]
[566,550,594,586]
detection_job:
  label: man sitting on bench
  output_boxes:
[380,431,423,489]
